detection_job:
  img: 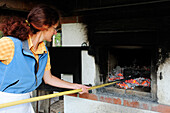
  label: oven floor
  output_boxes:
[104,86,150,98]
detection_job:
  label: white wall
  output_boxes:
[62,23,88,46]
[62,23,99,86]
[157,57,170,105]
[82,50,99,86]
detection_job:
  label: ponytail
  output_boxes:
[1,16,30,41]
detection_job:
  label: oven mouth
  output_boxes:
[94,46,155,100]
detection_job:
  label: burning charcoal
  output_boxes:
[117,73,123,76]
[141,81,148,87]
[124,84,129,89]
[131,86,135,90]
[126,83,132,88]
[108,72,124,82]
[108,74,115,82]
[108,65,151,90]
[146,79,151,87]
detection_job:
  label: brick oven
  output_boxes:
[64,1,170,113]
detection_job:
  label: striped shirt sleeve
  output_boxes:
[0,37,14,65]
[45,52,51,71]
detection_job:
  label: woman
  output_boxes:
[0,5,89,113]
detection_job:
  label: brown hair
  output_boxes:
[27,5,60,34]
[1,5,60,41]
[1,16,30,41]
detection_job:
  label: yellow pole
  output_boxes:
[0,80,119,109]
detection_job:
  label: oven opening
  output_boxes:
[97,45,155,99]
[107,47,151,93]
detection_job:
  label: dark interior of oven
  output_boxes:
[92,45,153,94]
[108,48,151,92]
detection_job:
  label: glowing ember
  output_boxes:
[108,73,151,89]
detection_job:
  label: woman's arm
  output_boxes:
[43,70,90,94]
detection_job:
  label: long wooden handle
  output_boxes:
[0,80,119,109]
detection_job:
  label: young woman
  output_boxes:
[0,5,89,113]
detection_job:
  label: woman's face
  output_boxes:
[43,22,59,42]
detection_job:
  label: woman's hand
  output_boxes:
[73,84,91,94]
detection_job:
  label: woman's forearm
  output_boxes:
[43,70,76,89]
[43,70,90,94]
